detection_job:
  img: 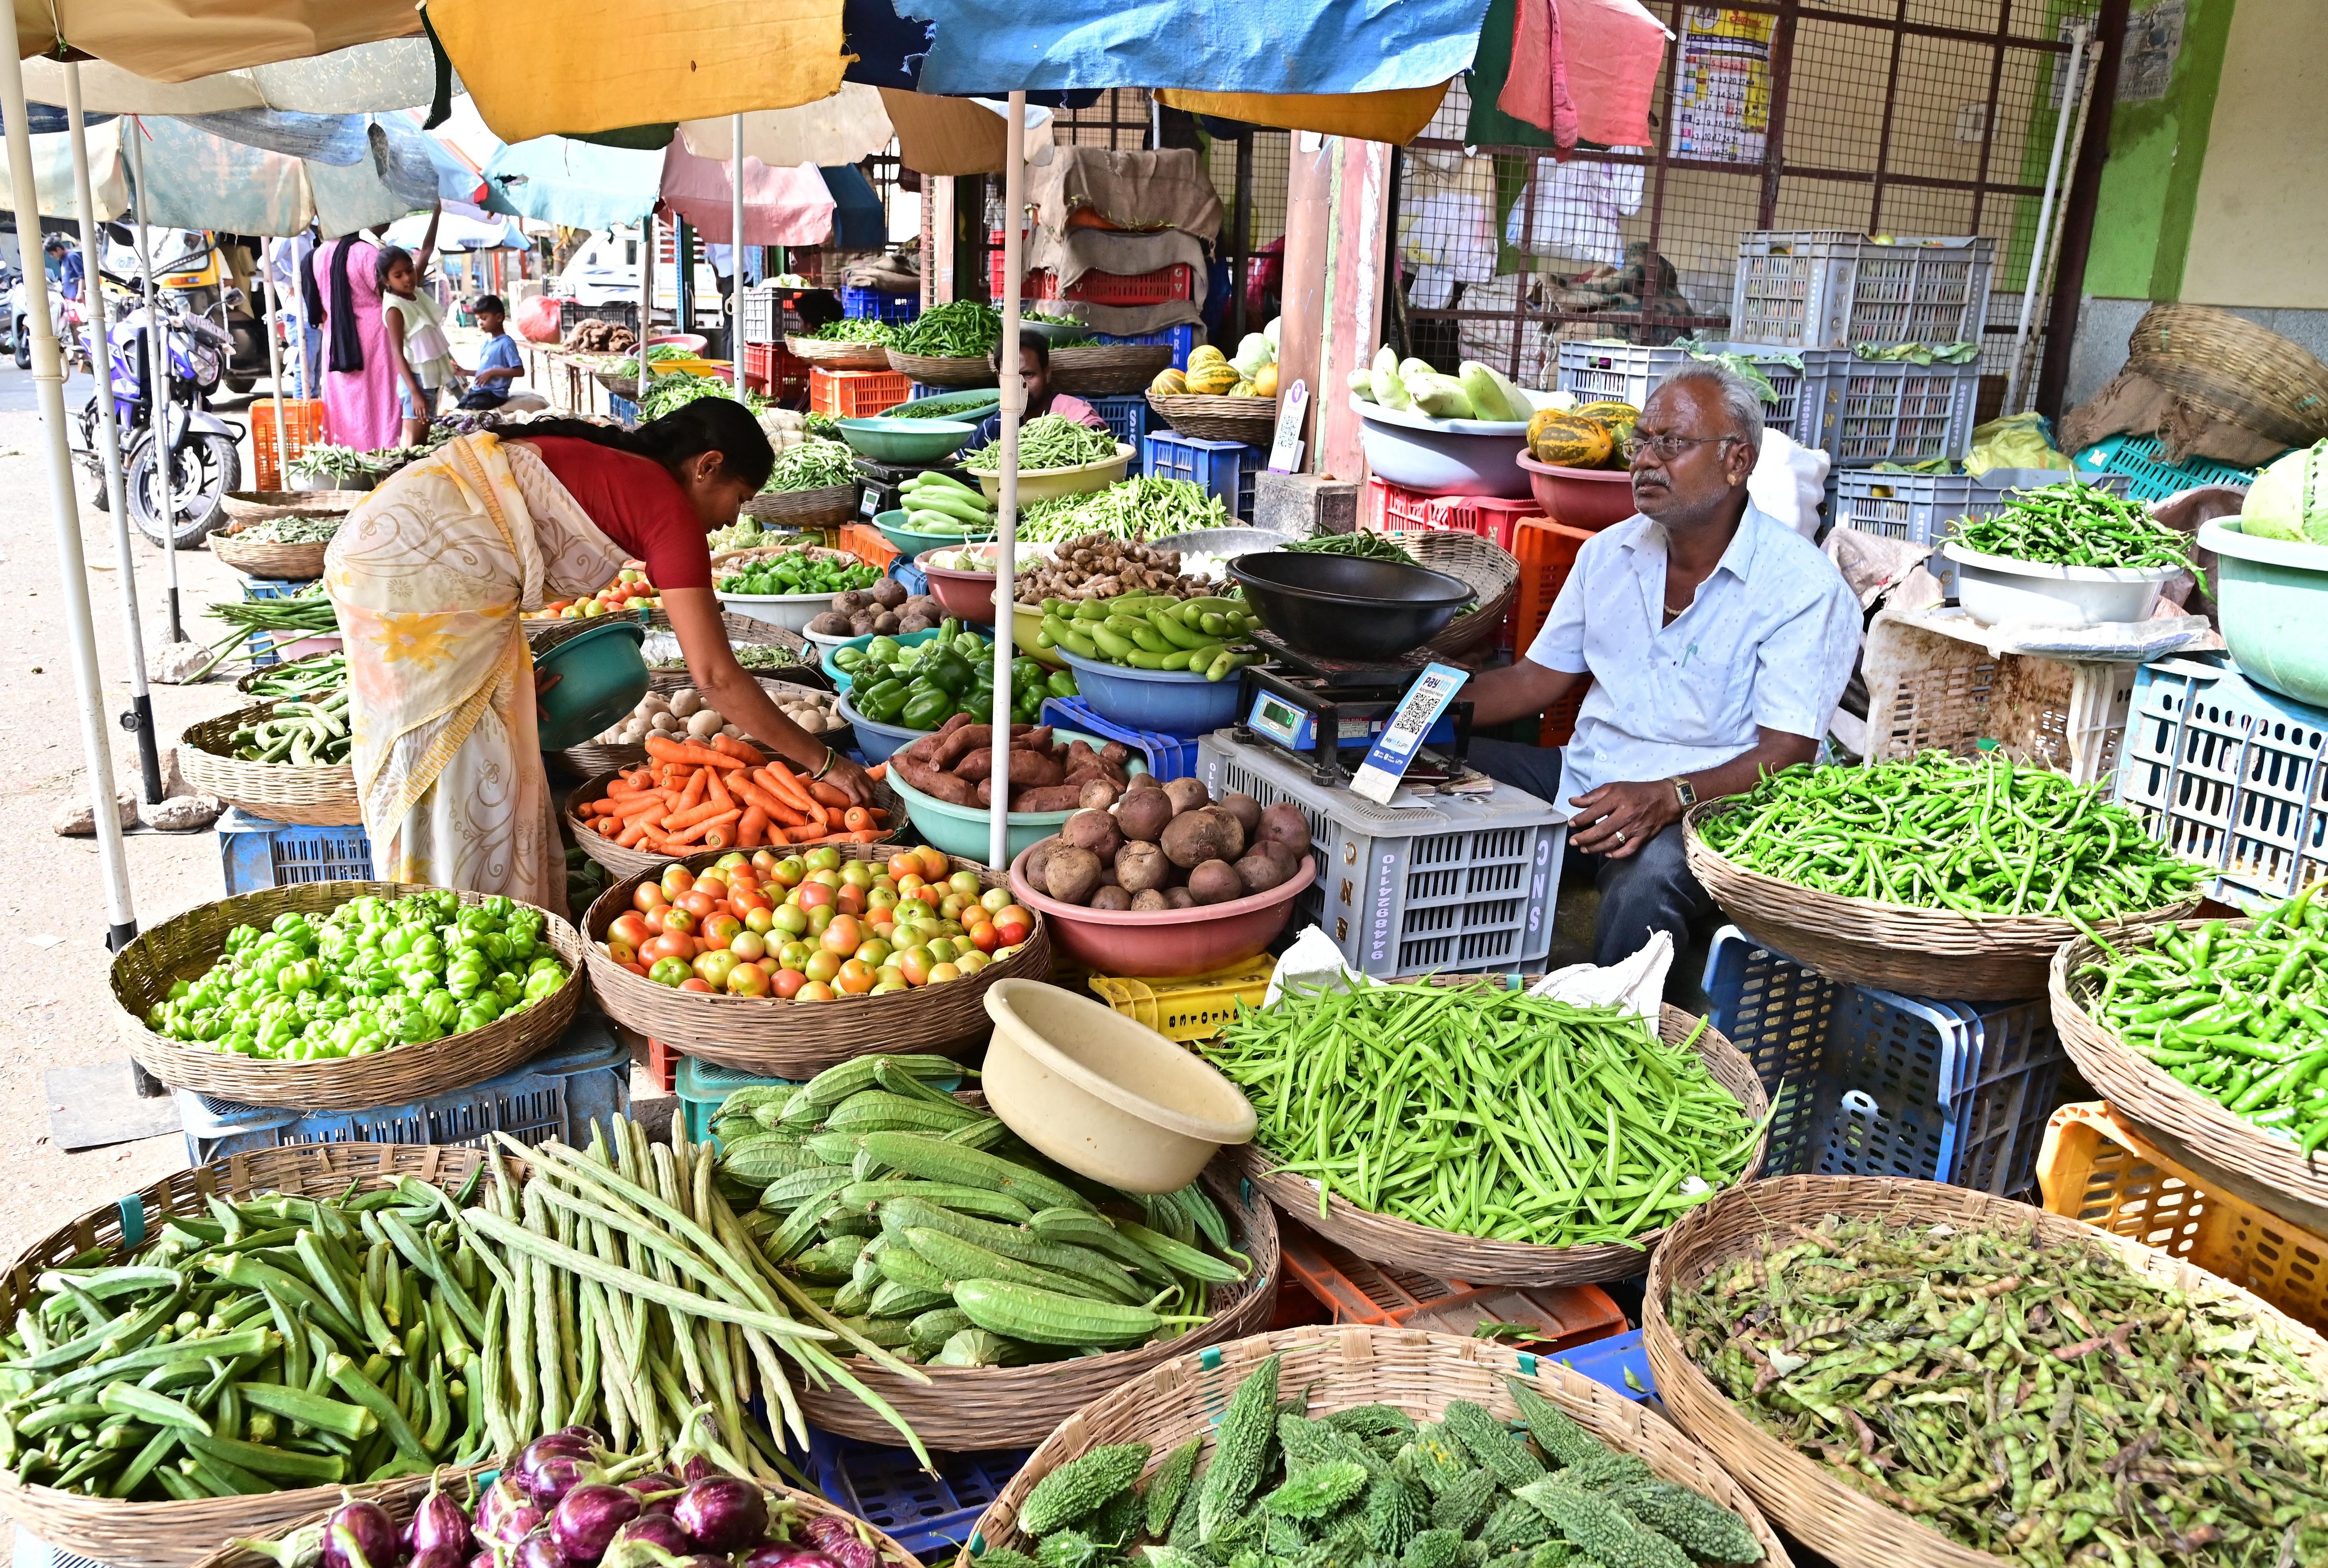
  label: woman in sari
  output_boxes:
[324,400,871,912]
[310,231,403,451]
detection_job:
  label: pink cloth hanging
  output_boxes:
[656,142,837,246]
[319,238,402,451]
[1499,0,1578,155]
[1500,0,1667,153]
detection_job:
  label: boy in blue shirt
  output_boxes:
[458,294,537,410]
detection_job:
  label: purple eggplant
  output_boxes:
[513,1528,572,1568]
[410,1546,468,1568]
[740,1546,841,1568]
[519,1435,602,1506]
[553,1425,608,1446]
[406,1483,478,1560]
[676,1556,734,1568]
[676,1458,717,1486]
[672,1479,768,1555]
[323,1502,401,1568]
[624,1472,685,1518]
[478,1476,550,1551]
[468,1554,496,1568]
[553,1484,644,1565]
[609,1516,694,1557]
[800,1517,873,1568]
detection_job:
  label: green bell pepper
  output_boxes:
[900,688,955,732]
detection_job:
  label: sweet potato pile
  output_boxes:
[1021,775,1314,911]
[884,714,1134,814]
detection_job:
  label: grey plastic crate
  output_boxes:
[737,286,782,346]
[1799,353,1983,466]
[1730,231,1995,350]
[1197,731,1565,977]
[1556,341,1816,447]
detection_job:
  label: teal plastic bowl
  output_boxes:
[2198,516,2328,706]
[836,417,979,465]
[533,620,648,750]
[881,390,1003,423]
[820,625,952,693]
[875,506,994,561]
[885,727,1148,867]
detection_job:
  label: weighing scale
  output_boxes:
[853,456,977,521]
[1235,631,1470,787]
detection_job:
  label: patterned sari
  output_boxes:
[324,434,629,912]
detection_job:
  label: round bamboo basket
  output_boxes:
[0,1144,490,1568]
[1642,1172,2328,1568]
[2053,919,2328,1234]
[796,1166,1280,1448]
[2127,301,2328,451]
[210,533,329,581]
[176,703,362,828]
[564,763,899,879]
[975,1323,1790,1568]
[581,846,1049,1075]
[1681,799,2201,1000]
[1146,391,1277,445]
[220,490,368,526]
[886,348,998,388]
[743,483,860,527]
[1407,529,1519,661]
[788,334,895,371]
[1048,343,1174,396]
[1219,996,1768,1285]
[554,737,650,776]
[111,880,586,1112]
[236,650,343,695]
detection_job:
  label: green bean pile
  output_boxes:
[761,440,859,493]
[809,318,898,344]
[1209,982,1766,1248]
[1016,477,1230,542]
[1286,531,1417,564]
[893,301,1002,359]
[1673,1213,2328,1568]
[231,515,341,546]
[964,414,1120,473]
[2075,887,2328,1153]
[1700,752,2203,919]
[1952,483,2193,572]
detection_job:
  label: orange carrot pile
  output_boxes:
[573,734,888,854]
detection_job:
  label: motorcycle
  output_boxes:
[68,278,243,546]
[147,228,266,393]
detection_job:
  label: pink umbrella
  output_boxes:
[656,139,835,245]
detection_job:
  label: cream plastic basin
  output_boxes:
[979,977,1256,1193]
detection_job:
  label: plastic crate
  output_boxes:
[609,393,640,425]
[804,1427,1026,1563]
[741,341,809,402]
[1367,478,1544,554]
[1509,516,1593,654]
[1856,607,2134,785]
[736,286,782,346]
[1278,1227,1625,1346]
[841,521,901,573]
[812,368,914,420]
[217,808,374,895]
[1087,393,1152,448]
[841,286,919,326]
[1800,353,1983,466]
[1558,341,1815,446]
[175,1012,630,1163]
[558,299,641,336]
[1704,927,2068,1195]
[1085,957,1275,1042]
[1539,1328,1655,1403]
[2037,1101,2328,1333]
[1095,322,1199,371]
[2073,431,2260,503]
[1040,696,1201,782]
[1199,731,1565,977]
[892,559,929,598]
[1730,231,1996,350]
[250,397,324,492]
[1143,432,1260,522]
[1031,263,1198,307]
[2111,653,2328,911]
[676,1055,799,1145]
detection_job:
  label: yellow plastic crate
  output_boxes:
[2037,1101,2328,1332]
[1087,958,1276,1042]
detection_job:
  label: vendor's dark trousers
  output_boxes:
[1468,739,1716,968]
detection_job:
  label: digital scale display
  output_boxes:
[1247,691,1452,751]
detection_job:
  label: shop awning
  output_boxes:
[17,30,435,106]
[0,117,127,220]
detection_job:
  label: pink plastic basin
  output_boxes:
[646,333,710,354]
[1517,453,1638,531]
[915,546,1004,624]
[1008,846,1317,978]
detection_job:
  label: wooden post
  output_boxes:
[1316,138,1394,483]
[1276,132,1336,472]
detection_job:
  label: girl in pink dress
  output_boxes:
[313,235,402,451]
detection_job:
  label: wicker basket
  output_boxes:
[1681,799,2199,1000]
[796,1166,1281,1448]
[1146,391,1277,445]
[210,533,329,581]
[789,334,895,371]
[112,880,586,1112]
[564,761,899,878]
[2052,920,2328,1235]
[2126,301,2328,452]
[526,608,655,654]
[1220,998,1767,1285]
[1642,1173,2328,1568]
[886,348,998,388]
[236,650,343,695]
[176,703,362,828]
[0,1144,490,1568]
[220,490,368,526]
[581,847,1047,1075]
[975,1323,1791,1568]
[554,738,650,776]
[1049,343,1174,396]
[743,483,860,527]
[1407,529,1520,660]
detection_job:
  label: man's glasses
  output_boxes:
[1622,433,1740,462]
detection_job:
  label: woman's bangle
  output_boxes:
[810,747,837,781]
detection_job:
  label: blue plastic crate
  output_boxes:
[218,808,374,896]
[1092,322,1199,370]
[677,1055,801,1146]
[2074,432,2260,503]
[175,1009,630,1163]
[609,393,640,425]
[1704,927,2067,1195]
[1532,1328,1655,1403]
[892,559,929,598]
[1041,696,1200,782]
[842,286,920,326]
[239,578,334,667]
[1143,431,1259,521]
[1086,393,1152,447]
[804,1427,1027,1563]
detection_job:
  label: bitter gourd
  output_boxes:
[1441,1401,1544,1490]
[1503,1379,1602,1470]
[1145,1435,1205,1538]
[1600,1481,1762,1565]
[1264,1460,1369,1520]
[1197,1352,1282,1540]
[1021,1442,1154,1535]
[1513,1483,1688,1568]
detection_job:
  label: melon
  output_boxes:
[1228,379,1259,397]
[1573,400,1640,450]
[1151,368,1189,396]
[1185,361,1239,395]
[1528,410,1615,469]
[1189,344,1228,371]
[1254,363,1279,398]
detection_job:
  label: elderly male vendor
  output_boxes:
[1461,365,1861,964]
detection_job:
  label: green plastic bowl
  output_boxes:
[836,416,979,465]
[820,625,955,693]
[881,390,1003,423]
[875,506,994,561]
[2198,516,2328,706]
[533,620,648,750]
[886,727,1148,867]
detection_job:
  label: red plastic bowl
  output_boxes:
[915,546,1005,624]
[1008,846,1316,978]
[1517,452,1638,530]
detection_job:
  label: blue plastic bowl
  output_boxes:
[533,621,648,749]
[1056,648,1243,735]
[831,690,935,764]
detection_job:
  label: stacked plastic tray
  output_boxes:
[218,807,375,896]
[1041,696,1201,781]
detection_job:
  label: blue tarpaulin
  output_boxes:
[482,137,662,228]
[821,165,887,251]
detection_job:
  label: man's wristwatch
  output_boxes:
[1670,776,1697,811]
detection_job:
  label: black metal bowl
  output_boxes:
[1228,552,1477,661]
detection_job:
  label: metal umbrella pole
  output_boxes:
[730,111,745,360]
[124,117,183,643]
[986,90,1027,870]
[0,20,139,950]
[65,63,162,804]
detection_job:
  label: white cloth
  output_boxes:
[1745,430,1830,540]
[1524,501,1862,799]
[1504,153,1645,267]
[705,243,733,280]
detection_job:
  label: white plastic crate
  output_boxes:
[1197,731,1565,977]
[1802,355,1983,466]
[1730,230,1995,350]
[1556,341,1816,447]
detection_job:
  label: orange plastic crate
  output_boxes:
[1277,1225,1625,1347]
[1510,516,1596,654]
[251,397,325,491]
[1369,478,1542,553]
[840,522,899,573]
[645,1037,680,1094]
[810,367,911,420]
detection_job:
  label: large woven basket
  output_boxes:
[0,1144,489,1568]
[177,703,362,828]
[974,1323,1790,1567]
[1408,529,1520,660]
[1219,997,1768,1285]
[1049,343,1173,396]
[743,483,860,527]
[1146,391,1277,445]
[220,490,368,526]
[886,348,998,388]
[2052,919,2328,1235]
[581,846,1048,1075]
[2127,301,2328,451]
[1642,1173,2328,1568]
[210,533,329,581]
[789,334,895,371]
[796,1166,1280,1448]
[111,880,586,1112]
[1681,799,2200,1000]
[563,761,899,878]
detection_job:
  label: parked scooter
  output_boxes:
[68,276,244,546]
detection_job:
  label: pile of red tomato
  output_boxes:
[601,844,1036,1002]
